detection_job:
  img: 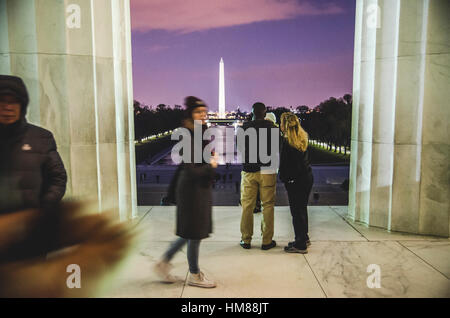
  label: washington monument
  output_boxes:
[219,57,225,118]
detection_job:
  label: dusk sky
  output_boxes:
[130,0,356,112]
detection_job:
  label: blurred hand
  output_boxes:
[0,209,39,252]
[0,202,137,297]
[210,153,219,168]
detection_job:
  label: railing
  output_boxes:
[135,130,173,145]
[309,140,351,155]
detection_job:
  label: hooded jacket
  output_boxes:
[0,75,67,213]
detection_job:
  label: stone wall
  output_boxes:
[349,0,449,236]
[0,0,137,220]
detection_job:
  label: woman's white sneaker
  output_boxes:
[187,271,216,288]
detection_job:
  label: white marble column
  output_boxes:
[350,0,449,237]
[0,0,137,221]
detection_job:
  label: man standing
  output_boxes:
[0,75,67,214]
[239,102,278,250]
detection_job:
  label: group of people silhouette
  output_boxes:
[155,96,314,288]
[0,75,313,291]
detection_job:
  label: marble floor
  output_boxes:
[103,206,450,298]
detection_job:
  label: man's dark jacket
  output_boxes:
[0,75,67,214]
[240,119,278,172]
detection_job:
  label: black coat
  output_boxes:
[278,137,312,183]
[175,123,215,240]
[0,119,67,214]
[241,119,278,172]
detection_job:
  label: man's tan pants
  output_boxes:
[240,171,277,245]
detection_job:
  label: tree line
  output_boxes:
[134,102,184,141]
[134,94,352,155]
[267,94,352,155]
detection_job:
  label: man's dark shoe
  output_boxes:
[288,240,311,247]
[284,245,308,254]
[240,240,251,249]
[261,240,276,250]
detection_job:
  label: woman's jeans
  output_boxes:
[284,174,313,248]
[163,237,201,274]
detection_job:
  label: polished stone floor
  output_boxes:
[103,206,450,298]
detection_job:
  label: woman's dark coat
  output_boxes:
[278,137,313,183]
[175,122,215,240]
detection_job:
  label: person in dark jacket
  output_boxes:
[0,75,67,214]
[239,102,278,250]
[279,112,313,253]
[160,164,182,206]
[154,96,217,288]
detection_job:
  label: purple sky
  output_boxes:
[130,0,355,112]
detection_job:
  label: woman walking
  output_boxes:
[279,112,314,253]
[154,96,217,288]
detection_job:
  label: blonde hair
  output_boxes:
[280,112,309,152]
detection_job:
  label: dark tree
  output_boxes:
[296,105,309,114]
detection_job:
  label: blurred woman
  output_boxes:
[154,96,217,288]
[279,112,313,253]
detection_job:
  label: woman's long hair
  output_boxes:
[280,112,309,152]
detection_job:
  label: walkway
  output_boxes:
[104,206,450,298]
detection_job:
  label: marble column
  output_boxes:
[350,0,449,236]
[0,0,137,221]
